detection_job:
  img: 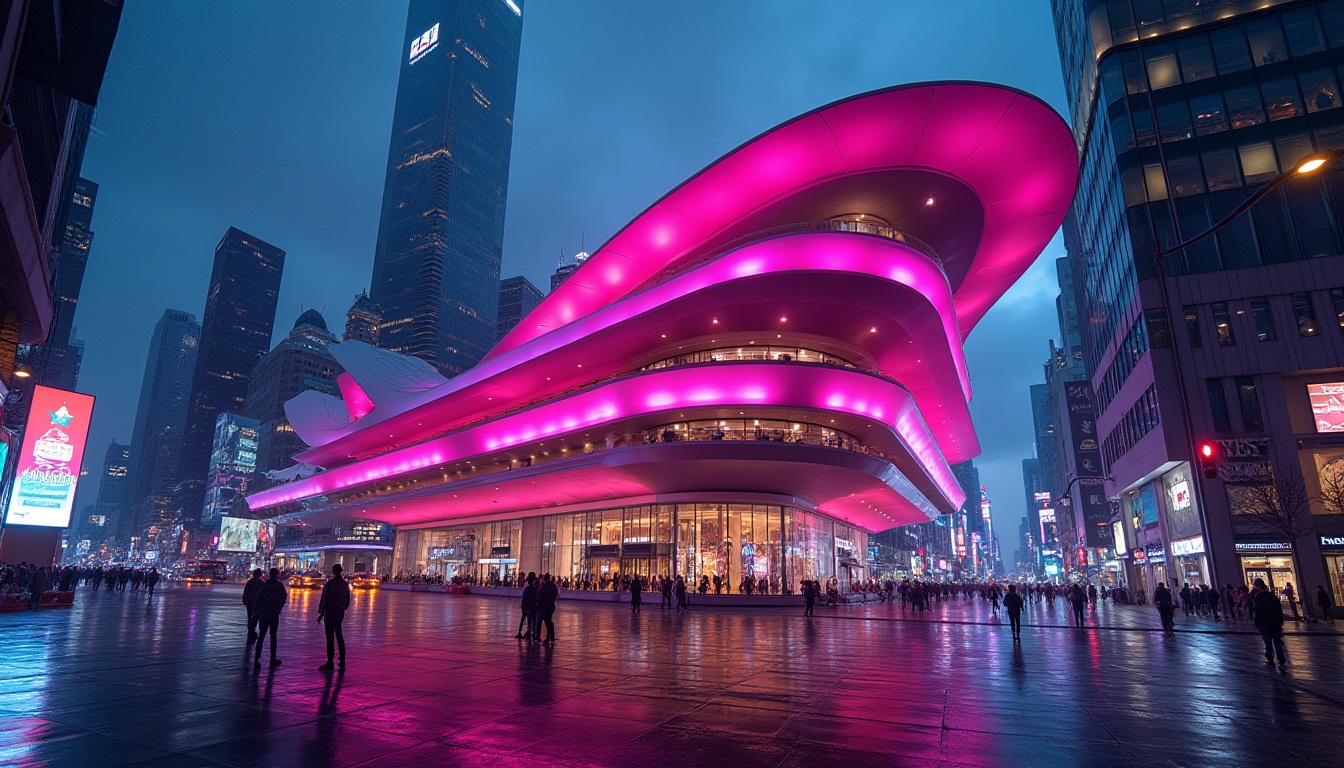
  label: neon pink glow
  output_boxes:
[336,374,374,422]
[490,82,1075,359]
[249,363,964,514]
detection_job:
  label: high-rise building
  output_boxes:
[179,228,284,530]
[245,310,341,479]
[34,177,96,390]
[344,291,383,346]
[369,0,525,376]
[93,442,132,548]
[201,412,260,533]
[550,250,589,292]
[1052,0,1344,603]
[496,275,543,341]
[127,309,201,542]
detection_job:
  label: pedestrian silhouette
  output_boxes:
[317,564,350,670]
[252,568,288,667]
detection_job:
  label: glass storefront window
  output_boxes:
[1325,555,1344,610]
[1239,554,1298,598]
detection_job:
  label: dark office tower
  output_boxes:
[1051,1,1344,599]
[35,177,96,390]
[495,275,542,340]
[550,250,588,292]
[344,291,383,346]
[179,228,285,529]
[93,442,132,546]
[245,310,341,479]
[370,0,524,376]
[127,309,200,542]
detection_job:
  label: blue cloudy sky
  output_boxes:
[77,1,1067,563]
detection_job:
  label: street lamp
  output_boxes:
[1149,148,1341,591]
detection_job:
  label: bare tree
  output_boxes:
[1237,463,1314,616]
[1314,456,1344,516]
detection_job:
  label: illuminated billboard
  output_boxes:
[219,516,262,552]
[409,22,439,63]
[3,386,95,528]
[1308,382,1344,433]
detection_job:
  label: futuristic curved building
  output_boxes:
[247,82,1077,590]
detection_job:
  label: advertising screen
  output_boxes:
[3,386,95,528]
[1308,382,1344,433]
[219,516,262,552]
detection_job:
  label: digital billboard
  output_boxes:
[219,516,262,552]
[1308,382,1344,433]
[3,386,95,528]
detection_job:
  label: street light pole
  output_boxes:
[1148,149,1341,593]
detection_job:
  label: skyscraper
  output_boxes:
[36,177,96,390]
[127,309,200,542]
[201,412,260,533]
[344,291,383,346]
[93,442,132,547]
[179,228,284,530]
[369,0,525,376]
[245,310,341,479]
[1052,0,1344,600]
[550,250,588,292]
[496,275,542,341]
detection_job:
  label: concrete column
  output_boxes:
[519,516,544,575]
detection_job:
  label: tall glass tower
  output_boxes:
[370,0,524,376]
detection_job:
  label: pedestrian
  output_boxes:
[630,573,642,614]
[675,575,688,612]
[252,567,288,668]
[661,576,673,610]
[28,566,48,609]
[987,583,1001,616]
[1282,582,1299,622]
[803,579,816,617]
[1068,584,1086,627]
[1250,578,1287,668]
[537,573,558,644]
[517,572,537,639]
[1180,583,1193,617]
[1087,583,1098,611]
[1154,582,1175,630]
[1206,584,1220,621]
[242,568,264,642]
[145,568,160,597]
[1317,585,1334,624]
[316,563,350,670]
[1004,584,1024,640]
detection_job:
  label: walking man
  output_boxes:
[317,564,350,670]
[1004,584,1024,640]
[242,568,265,642]
[252,568,288,668]
[803,579,817,617]
[1069,583,1087,627]
[537,573,559,644]
[517,573,537,639]
[629,573,642,614]
[145,568,160,598]
[1251,578,1287,668]
[1317,584,1335,624]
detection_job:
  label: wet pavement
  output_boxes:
[1,584,1342,767]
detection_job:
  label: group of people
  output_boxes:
[240,564,350,670]
[0,562,158,608]
[515,572,560,641]
[81,564,160,595]
[1154,578,1294,667]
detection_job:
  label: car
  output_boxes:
[349,572,381,590]
[287,569,324,589]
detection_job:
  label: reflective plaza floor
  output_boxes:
[2,585,1343,767]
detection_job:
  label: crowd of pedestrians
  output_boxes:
[0,562,161,609]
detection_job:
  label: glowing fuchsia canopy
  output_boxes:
[250,82,1076,533]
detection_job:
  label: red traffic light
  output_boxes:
[1198,442,1219,479]
[1200,443,1215,459]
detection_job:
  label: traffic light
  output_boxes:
[1198,442,1219,479]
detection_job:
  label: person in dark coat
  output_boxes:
[316,564,350,670]
[145,568,160,597]
[1069,584,1087,627]
[241,568,265,641]
[537,574,559,644]
[803,579,817,617]
[1154,582,1175,630]
[251,568,288,667]
[517,573,538,639]
[629,573,642,614]
[1250,578,1287,667]
[1004,584,1025,640]
[1317,585,1335,624]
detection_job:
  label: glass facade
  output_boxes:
[391,503,870,595]
[1056,0,1344,379]
[370,0,524,376]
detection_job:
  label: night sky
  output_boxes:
[77,1,1067,565]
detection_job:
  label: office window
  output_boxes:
[1133,106,1157,147]
[1301,69,1341,113]
[1207,379,1232,433]
[1184,305,1203,349]
[1247,18,1288,66]
[1145,308,1171,348]
[1292,292,1320,336]
[1158,101,1192,142]
[1331,288,1344,333]
[1202,147,1241,190]
[1146,46,1181,89]
[1276,134,1314,171]
[1283,7,1327,56]
[1262,78,1304,121]
[1144,163,1169,201]
[1177,36,1216,82]
[1123,51,1148,95]
[1102,59,1127,106]
[1190,93,1228,135]
[1167,154,1204,196]
[1226,85,1266,128]
[1212,302,1236,345]
[1236,377,1263,431]
[1322,0,1344,48]
[1250,297,1277,340]
[1211,27,1253,74]
[1238,141,1278,183]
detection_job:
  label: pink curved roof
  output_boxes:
[491,81,1076,358]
